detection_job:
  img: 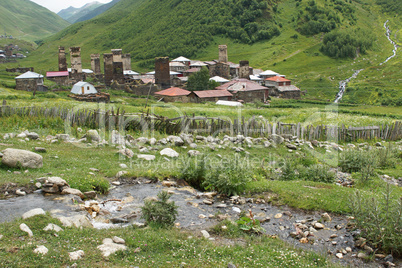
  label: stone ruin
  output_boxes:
[91,54,101,75]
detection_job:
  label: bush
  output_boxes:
[203,156,252,196]
[304,164,336,183]
[349,185,402,256]
[178,155,208,189]
[141,191,178,228]
[68,176,109,194]
[339,149,378,182]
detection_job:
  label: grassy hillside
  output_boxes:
[5,0,401,105]
[75,0,122,23]
[57,2,104,24]
[0,0,70,42]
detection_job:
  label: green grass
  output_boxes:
[0,214,338,267]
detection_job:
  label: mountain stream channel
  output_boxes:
[0,177,399,267]
[334,20,398,103]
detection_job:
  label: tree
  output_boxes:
[187,67,213,91]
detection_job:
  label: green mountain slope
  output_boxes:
[75,0,122,23]
[57,2,104,24]
[0,0,70,42]
[15,0,402,105]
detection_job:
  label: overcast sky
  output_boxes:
[30,0,112,13]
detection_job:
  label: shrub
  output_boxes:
[141,191,178,228]
[236,210,265,234]
[339,149,378,182]
[304,164,336,183]
[68,176,109,194]
[349,185,402,256]
[203,156,252,196]
[178,155,208,189]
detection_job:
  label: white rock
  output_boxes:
[16,189,26,196]
[314,222,325,229]
[137,154,156,161]
[116,171,128,178]
[336,253,343,259]
[160,148,179,158]
[1,148,43,169]
[86,130,100,142]
[57,215,92,228]
[20,223,33,237]
[34,245,48,255]
[119,164,128,169]
[232,207,241,213]
[43,223,63,232]
[112,236,125,244]
[118,148,134,158]
[97,242,127,257]
[47,177,68,187]
[22,208,45,219]
[0,234,3,240]
[69,250,85,261]
[61,187,84,199]
[187,150,201,157]
[111,130,125,145]
[201,230,210,239]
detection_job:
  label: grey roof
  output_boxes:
[277,85,300,92]
[172,56,191,62]
[15,71,43,79]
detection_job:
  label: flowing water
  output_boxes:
[334,20,398,103]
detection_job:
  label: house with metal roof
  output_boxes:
[154,87,191,102]
[15,71,47,92]
[46,71,69,85]
[209,76,230,85]
[264,76,300,99]
[189,89,233,103]
[216,78,269,103]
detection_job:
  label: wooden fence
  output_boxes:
[0,104,401,141]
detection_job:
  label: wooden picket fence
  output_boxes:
[0,103,401,141]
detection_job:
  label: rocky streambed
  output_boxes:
[0,178,397,267]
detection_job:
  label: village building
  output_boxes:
[169,61,187,73]
[46,71,69,85]
[15,71,47,92]
[171,56,191,67]
[182,68,201,77]
[70,81,97,95]
[154,87,191,102]
[258,70,280,80]
[264,76,301,99]
[189,89,233,103]
[210,76,230,85]
[216,78,269,103]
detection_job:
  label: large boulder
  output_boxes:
[160,148,179,158]
[22,208,46,219]
[270,134,284,145]
[1,148,43,169]
[86,130,100,142]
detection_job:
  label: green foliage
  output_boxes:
[178,155,208,189]
[320,29,374,58]
[187,68,212,91]
[236,211,265,234]
[203,156,252,196]
[68,175,109,194]
[376,0,402,13]
[304,164,336,183]
[280,157,334,183]
[349,185,402,256]
[141,191,178,227]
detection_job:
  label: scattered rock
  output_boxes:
[321,212,332,222]
[35,182,42,189]
[336,253,343,259]
[228,263,237,268]
[97,239,127,257]
[43,223,63,232]
[357,252,367,259]
[286,143,297,150]
[34,147,46,153]
[270,134,284,145]
[188,150,201,157]
[160,148,179,158]
[19,223,33,237]
[119,163,128,169]
[84,191,97,199]
[56,134,70,141]
[33,245,48,255]
[313,222,324,229]
[61,188,85,199]
[162,181,177,187]
[69,250,85,261]
[1,148,43,169]
[22,208,46,219]
[274,213,282,219]
[86,130,100,142]
[116,171,128,178]
[203,199,213,205]
[118,148,134,158]
[112,236,125,244]
[58,215,92,228]
[16,189,26,196]
[137,154,156,161]
[201,230,210,239]
[47,177,69,187]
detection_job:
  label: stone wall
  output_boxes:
[238,61,250,79]
[15,78,47,92]
[219,45,228,63]
[231,89,267,103]
[103,53,114,86]
[122,54,131,71]
[91,54,101,75]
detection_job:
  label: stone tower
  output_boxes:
[219,45,228,63]
[103,53,114,86]
[91,54,101,75]
[58,46,67,71]
[239,60,250,79]
[111,49,122,63]
[69,47,82,74]
[155,57,170,88]
[122,53,131,71]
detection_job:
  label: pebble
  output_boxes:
[201,230,210,239]
[111,181,121,186]
[112,236,125,244]
[336,253,343,259]
[20,223,33,237]
[357,252,367,259]
[274,213,282,219]
[33,245,48,255]
[16,189,26,196]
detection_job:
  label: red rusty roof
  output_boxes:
[216,78,268,91]
[265,76,291,82]
[193,89,233,98]
[155,87,191,96]
[46,71,69,77]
